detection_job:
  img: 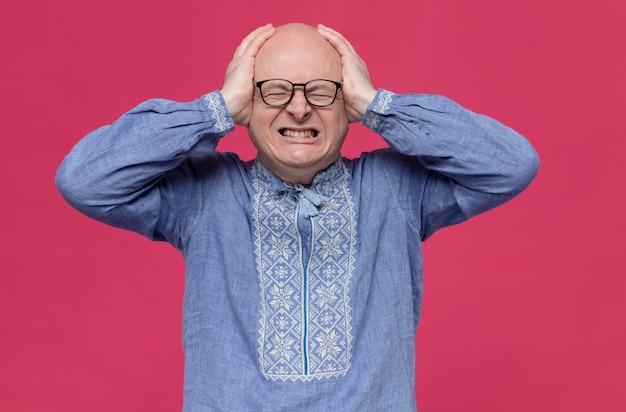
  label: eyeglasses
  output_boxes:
[255,79,342,107]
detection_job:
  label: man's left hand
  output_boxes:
[317,24,378,123]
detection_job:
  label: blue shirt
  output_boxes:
[57,90,539,411]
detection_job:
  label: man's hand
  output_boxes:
[221,24,276,127]
[317,24,378,123]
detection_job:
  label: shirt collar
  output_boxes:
[252,159,346,218]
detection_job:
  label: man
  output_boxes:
[57,23,539,411]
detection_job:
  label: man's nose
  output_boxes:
[286,89,312,120]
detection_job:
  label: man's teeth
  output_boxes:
[279,129,318,138]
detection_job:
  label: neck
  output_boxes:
[259,157,340,186]
[271,168,316,186]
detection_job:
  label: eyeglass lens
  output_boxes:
[260,80,338,107]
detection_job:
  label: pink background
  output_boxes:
[1,0,625,410]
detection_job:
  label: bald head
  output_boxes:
[254,23,342,83]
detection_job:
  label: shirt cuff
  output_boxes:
[201,91,235,136]
[362,89,395,132]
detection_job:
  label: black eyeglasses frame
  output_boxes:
[254,78,343,108]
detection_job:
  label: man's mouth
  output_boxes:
[279,128,319,138]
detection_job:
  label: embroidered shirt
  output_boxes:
[57,90,539,411]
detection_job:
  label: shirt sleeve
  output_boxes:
[56,91,235,244]
[362,89,540,240]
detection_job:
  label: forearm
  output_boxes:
[364,90,540,217]
[56,91,234,225]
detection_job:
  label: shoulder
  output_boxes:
[162,152,251,196]
[345,148,429,179]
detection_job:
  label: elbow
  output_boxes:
[510,143,540,196]
[55,158,101,216]
[56,160,84,211]
[480,141,541,202]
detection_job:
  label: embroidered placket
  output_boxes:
[252,161,356,382]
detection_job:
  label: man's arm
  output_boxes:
[318,24,539,238]
[363,90,539,239]
[56,25,276,241]
[55,93,235,240]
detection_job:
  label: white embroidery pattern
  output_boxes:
[252,161,356,381]
[202,93,234,136]
[363,89,394,131]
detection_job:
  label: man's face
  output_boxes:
[248,24,349,184]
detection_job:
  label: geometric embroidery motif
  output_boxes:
[252,160,356,381]
[363,89,394,131]
[202,92,235,136]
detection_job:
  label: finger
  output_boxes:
[233,26,267,59]
[233,23,275,58]
[317,24,357,55]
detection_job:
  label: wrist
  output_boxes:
[362,89,395,131]
[203,92,235,135]
[355,88,378,120]
[347,87,378,123]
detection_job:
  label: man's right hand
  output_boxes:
[220,24,276,127]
